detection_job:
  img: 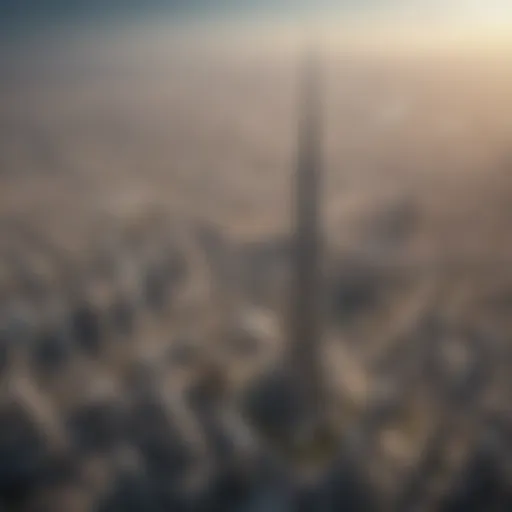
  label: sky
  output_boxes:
[0,1,350,28]
[2,1,512,46]
[2,0,512,28]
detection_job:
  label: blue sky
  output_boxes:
[1,1,511,39]
[0,1,383,40]
[0,1,368,23]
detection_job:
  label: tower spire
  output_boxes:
[289,48,324,418]
[241,48,334,474]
